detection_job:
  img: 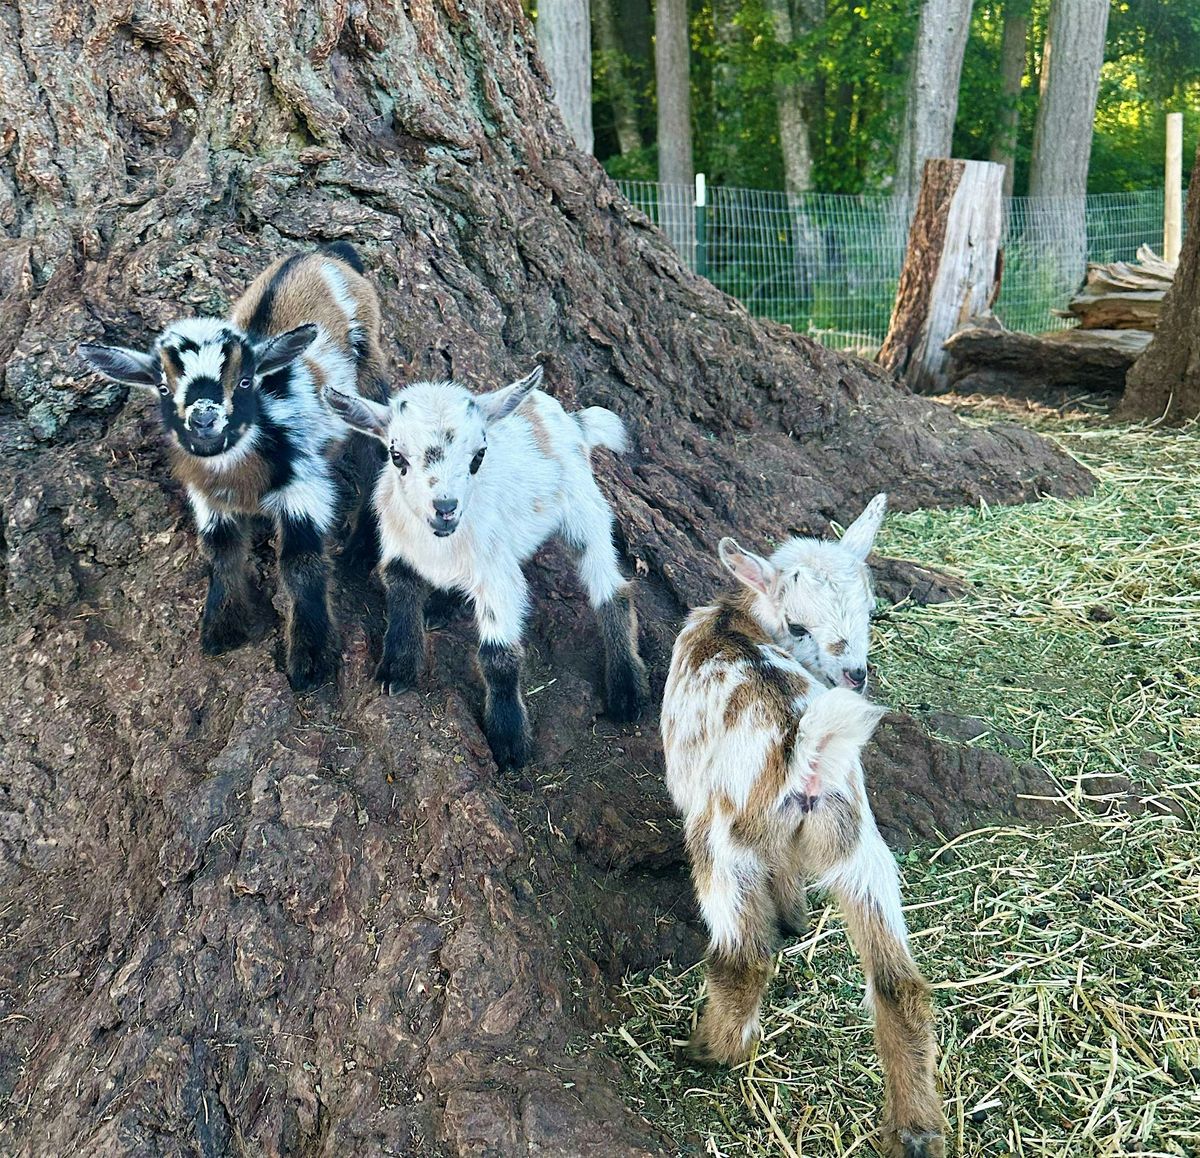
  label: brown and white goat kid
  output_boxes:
[660,509,945,1158]
[79,243,386,691]
[325,366,649,769]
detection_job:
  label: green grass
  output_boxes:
[608,408,1200,1157]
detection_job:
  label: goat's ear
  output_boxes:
[477,365,543,425]
[718,537,777,596]
[839,493,887,560]
[253,324,318,376]
[324,387,391,441]
[78,344,161,391]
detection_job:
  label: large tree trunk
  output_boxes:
[594,0,644,155]
[989,0,1031,198]
[0,1,1092,1154]
[654,0,695,259]
[1118,145,1200,421]
[894,0,973,202]
[538,0,595,153]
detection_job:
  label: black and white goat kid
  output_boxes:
[79,243,387,691]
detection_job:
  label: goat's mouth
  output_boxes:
[184,429,231,457]
[839,671,868,694]
[428,518,459,538]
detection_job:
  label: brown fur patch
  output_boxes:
[219,339,243,408]
[170,444,272,516]
[828,638,848,657]
[521,403,558,460]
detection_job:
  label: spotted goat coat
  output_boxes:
[79,242,386,691]
[326,366,648,769]
[661,587,946,1158]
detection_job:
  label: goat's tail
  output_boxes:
[577,406,630,454]
[792,688,886,783]
[323,240,366,274]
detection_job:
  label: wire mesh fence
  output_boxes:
[616,179,1169,354]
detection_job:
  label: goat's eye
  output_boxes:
[788,622,809,639]
[470,447,486,475]
[237,377,252,390]
[158,382,170,397]
[390,449,408,476]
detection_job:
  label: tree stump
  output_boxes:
[878,158,1005,393]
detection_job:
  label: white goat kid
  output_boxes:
[326,366,648,768]
[659,505,946,1158]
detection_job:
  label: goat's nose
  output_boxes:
[845,667,868,692]
[190,409,218,431]
[433,498,459,517]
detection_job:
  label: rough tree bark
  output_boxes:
[654,0,695,259]
[538,0,594,154]
[593,0,643,156]
[894,0,973,202]
[1118,144,1200,421]
[0,1,1093,1154]
[989,0,1031,198]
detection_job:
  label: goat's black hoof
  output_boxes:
[375,652,421,696]
[485,704,533,771]
[605,656,650,723]
[288,646,339,694]
[882,1128,945,1158]
[201,608,254,656]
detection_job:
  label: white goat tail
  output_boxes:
[577,406,629,454]
[791,689,887,785]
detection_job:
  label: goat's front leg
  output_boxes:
[339,431,384,572]
[377,555,429,694]
[800,791,945,1157]
[683,814,777,1066]
[472,569,532,770]
[277,513,339,692]
[192,491,254,656]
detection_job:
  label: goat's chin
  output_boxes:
[182,432,232,457]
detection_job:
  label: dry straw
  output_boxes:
[610,402,1200,1157]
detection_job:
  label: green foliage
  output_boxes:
[592,0,1199,195]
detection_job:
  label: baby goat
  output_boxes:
[326,366,649,768]
[79,242,386,691]
[660,502,946,1158]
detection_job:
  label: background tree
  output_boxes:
[538,0,595,152]
[0,0,1093,1153]
[894,0,974,201]
[1028,0,1109,199]
[988,0,1032,197]
[1118,144,1200,421]
[593,0,644,155]
[655,0,695,255]
[764,0,825,195]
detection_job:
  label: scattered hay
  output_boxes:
[609,414,1200,1157]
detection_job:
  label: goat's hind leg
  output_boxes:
[565,501,648,722]
[803,800,945,1156]
[684,824,777,1066]
[278,513,339,692]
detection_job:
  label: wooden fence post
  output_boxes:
[1164,112,1183,266]
[878,158,1005,393]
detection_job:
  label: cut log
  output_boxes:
[944,324,1152,394]
[878,158,1006,393]
[1058,244,1176,330]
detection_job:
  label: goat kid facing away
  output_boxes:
[326,366,649,769]
[660,523,946,1158]
[79,243,386,691]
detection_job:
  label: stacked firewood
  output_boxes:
[1055,245,1176,330]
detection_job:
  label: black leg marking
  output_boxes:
[339,432,384,572]
[478,641,532,770]
[595,588,649,723]
[199,515,254,655]
[377,557,428,694]
[424,586,468,630]
[278,514,338,693]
